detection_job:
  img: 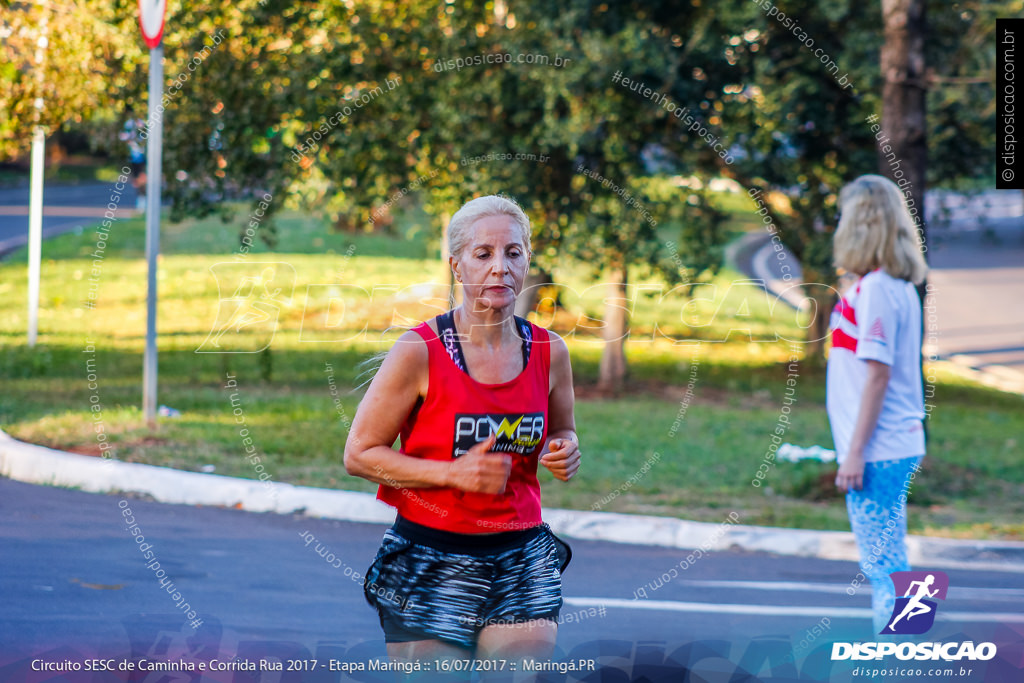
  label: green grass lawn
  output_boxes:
[2,194,1022,539]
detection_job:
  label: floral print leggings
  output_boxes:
[846,455,924,634]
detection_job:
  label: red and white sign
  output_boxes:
[138,0,167,48]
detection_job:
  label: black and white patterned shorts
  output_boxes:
[363,516,570,650]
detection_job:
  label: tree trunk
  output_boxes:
[514,267,553,318]
[880,0,928,251]
[440,211,454,307]
[881,0,929,426]
[598,260,629,395]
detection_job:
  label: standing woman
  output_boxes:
[344,195,580,672]
[828,174,929,634]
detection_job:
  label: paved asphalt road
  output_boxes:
[926,216,1024,370]
[2,479,1023,681]
[0,183,136,209]
[0,183,138,258]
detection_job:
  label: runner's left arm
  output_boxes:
[541,331,580,482]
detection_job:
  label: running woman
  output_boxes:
[344,195,580,675]
[827,174,929,634]
[118,106,147,211]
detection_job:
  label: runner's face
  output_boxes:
[453,215,530,313]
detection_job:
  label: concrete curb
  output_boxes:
[0,428,395,525]
[3,428,1024,572]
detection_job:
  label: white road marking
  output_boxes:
[672,580,1024,600]
[565,597,870,618]
[564,597,1024,623]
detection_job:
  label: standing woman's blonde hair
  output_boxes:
[833,174,928,284]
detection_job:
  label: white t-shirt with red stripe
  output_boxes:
[826,269,926,463]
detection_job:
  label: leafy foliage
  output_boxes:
[2,0,1013,349]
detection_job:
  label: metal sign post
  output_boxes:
[27,126,44,348]
[139,0,166,427]
[27,10,48,348]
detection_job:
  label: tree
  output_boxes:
[149,0,730,394]
[700,1,881,357]
[418,2,729,393]
[880,0,927,247]
[711,1,1014,360]
[925,0,1019,193]
[15,0,1009,374]
[0,0,142,160]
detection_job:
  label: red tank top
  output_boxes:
[376,317,551,533]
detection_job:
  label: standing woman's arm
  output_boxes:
[835,360,891,492]
[540,331,581,482]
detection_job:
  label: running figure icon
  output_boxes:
[886,574,939,632]
[881,570,949,635]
